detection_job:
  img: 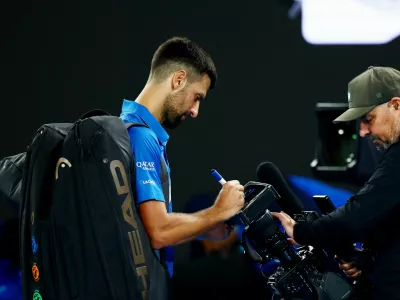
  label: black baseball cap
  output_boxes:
[333,66,400,123]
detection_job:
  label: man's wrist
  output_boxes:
[208,204,229,223]
[195,207,226,241]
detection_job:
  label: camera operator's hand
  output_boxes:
[271,211,300,245]
[213,180,245,221]
[335,256,362,279]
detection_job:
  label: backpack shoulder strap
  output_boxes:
[78,109,111,120]
[160,157,170,205]
[125,122,169,206]
[125,120,170,271]
[125,122,149,130]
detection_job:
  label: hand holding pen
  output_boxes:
[209,169,245,221]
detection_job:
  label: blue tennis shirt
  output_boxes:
[120,99,174,277]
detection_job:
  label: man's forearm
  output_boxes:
[149,206,226,249]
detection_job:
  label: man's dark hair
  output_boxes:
[150,37,217,89]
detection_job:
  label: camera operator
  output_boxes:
[272,66,400,300]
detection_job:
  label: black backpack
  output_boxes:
[0,152,25,223]
[15,110,169,300]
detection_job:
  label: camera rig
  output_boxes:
[236,181,358,300]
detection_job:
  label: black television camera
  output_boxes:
[236,181,357,300]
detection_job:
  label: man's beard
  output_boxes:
[370,120,400,152]
[161,91,187,130]
[369,135,390,152]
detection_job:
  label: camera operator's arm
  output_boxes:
[274,142,400,250]
[273,185,399,250]
[295,186,400,249]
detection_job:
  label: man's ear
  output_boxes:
[388,97,400,110]
[171,70,187,92]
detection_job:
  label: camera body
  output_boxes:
[237,181,356,300]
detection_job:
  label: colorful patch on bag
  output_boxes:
[32,264,40,282]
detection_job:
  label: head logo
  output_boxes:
[32,264,40,282]
[348,91,352,103]
[55,157,72,180]
[110,160,149,299]
[32,290,42,300]
[31,236,38,255]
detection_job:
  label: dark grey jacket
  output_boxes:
[295,141,400,300]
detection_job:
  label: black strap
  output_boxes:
[125,121,170,273]
[125,122,169,209]
[160,158,169,205]
[78,109,111,120]
[125,122,149,130]
[159,156,170,271]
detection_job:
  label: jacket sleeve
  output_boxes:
[294,187,400,249]
[294,142,400,250]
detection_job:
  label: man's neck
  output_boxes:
[135,82,167,123]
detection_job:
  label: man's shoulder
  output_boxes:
[126,123,161,157]
[362,141,400,190]
[386,141,400,156]
[126,123,158,142]
[379,141,400,169]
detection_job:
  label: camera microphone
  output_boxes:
[256,161,304,216]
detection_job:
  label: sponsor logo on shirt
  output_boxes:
[142,180,155,185]
[136,161,155,171]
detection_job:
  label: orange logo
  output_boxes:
[32,264,40,282]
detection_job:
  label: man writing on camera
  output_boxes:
[120,36,245,281]
[273,66,400,300]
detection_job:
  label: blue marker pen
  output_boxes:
[211,169,226,185]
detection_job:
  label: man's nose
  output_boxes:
[359,122,370,137]
[189,103,199,118]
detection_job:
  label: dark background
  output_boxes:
[1,0,399,297]
[2,0,399,260]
